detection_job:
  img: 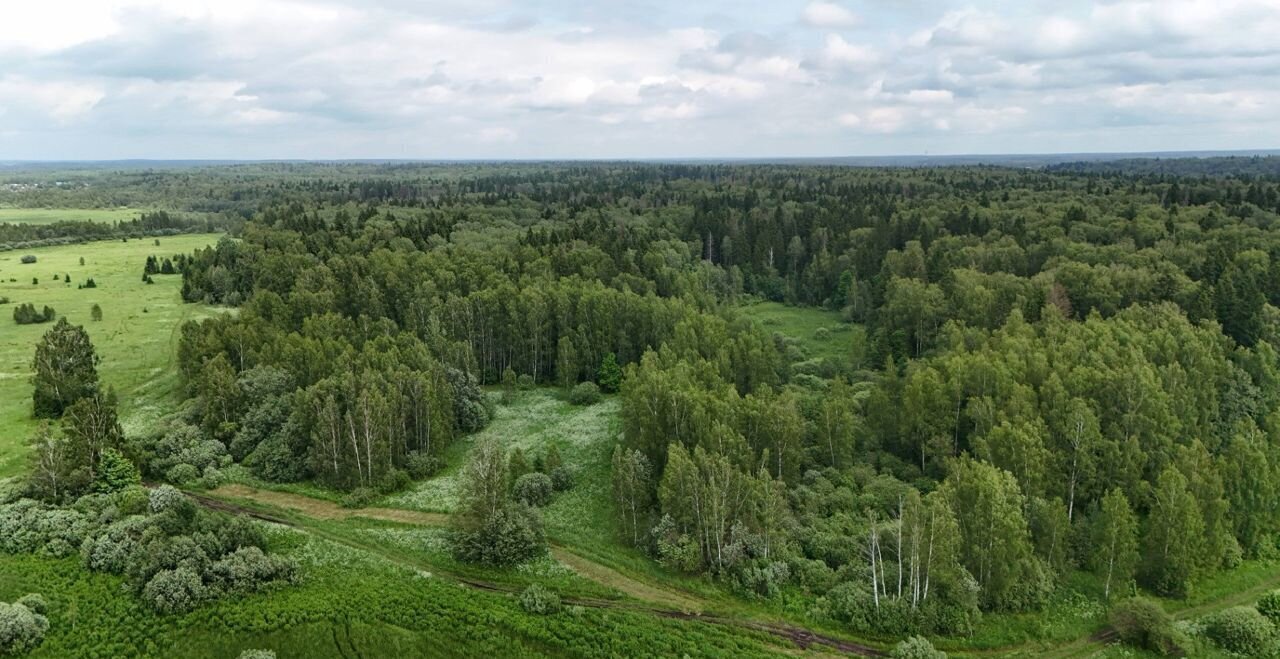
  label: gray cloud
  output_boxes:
[0,0,1277,158]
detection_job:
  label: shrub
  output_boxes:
[567,382,601,406]
[813,327,831,341]
[516,374,535,390]
[93,448,141,494]
[377,468,411,495]
[597,353,622,393]
[19,255,36,264]
[12,303,55,325]
[549,466,574,492]
[244,432,307,483]
[165,463,200,486]
[12,595,45,617]
[1109,597,1183,656]
[1202,606,1275,656]
[513,473,554,507]
[208,546,297,594]
[1258,590,1280,625]
[519,584,562,615]
[149,484,186,513]
[890,636,946,659]
[0,599,49,655]
[340,488,377,509]
[142,567,208,614]
[452,504,545,566]
[405,451,441,479]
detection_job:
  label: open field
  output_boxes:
[0,233,223,478]
[0,207,147,224]
[734,299,859,363]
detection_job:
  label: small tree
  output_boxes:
[597,352,622,393]
[93,447,141,493]
[90,304,103,322]
[31,318,100,418]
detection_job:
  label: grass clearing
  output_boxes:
[0,233,224,479]
[0,207,147,225]
[733,299,857,363]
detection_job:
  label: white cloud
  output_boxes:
[802,2,859,29]
[0,0,1278,157]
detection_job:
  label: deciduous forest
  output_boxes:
[5,159,1280,657]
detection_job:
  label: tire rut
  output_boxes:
[186,490,885,657]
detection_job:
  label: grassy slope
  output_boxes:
[0,207,146,224]
[0,233,224,479]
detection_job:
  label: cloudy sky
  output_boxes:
[1,0,1278,159]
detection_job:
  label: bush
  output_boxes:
[244,432,307,483]
[93,448,141,494]
[1258,590,1280,625]
[519,584,562,615]
[149,484,186,513]
[890,636,946,659]
[452,504,545,566]
[165,463,200,486]
[12,303,55,325]
[19,255,36,264]
[516,374,535,390]
[597,353,622,393]
[567,382,601,406]
[340,488,377,509]
[1109,597,1183,656]
[13,595,46,616]
[513,473,554,507]
[208,546,296,594]
[549,465,574,492]
[377,468,411,494]
[0,599,49,655]
[405,451,441,479]
[142,567,208,614]
[1202,606,1275,656]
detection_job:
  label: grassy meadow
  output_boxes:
[734,299,861,364]
[0,207,147,224]
[0,233,223,479]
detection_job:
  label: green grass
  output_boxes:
[734,299,859,363]
[0,520,789,658]
[0,207,147,224]
[0,233,224,479]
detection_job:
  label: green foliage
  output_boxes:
[597,353,622,393]
[518,584,561,615]
[513,473,553,507]
[0,597,49,655]
[12,303,55,325]
[93,447,141,493]
[1109,597,1183,656]
[890,636,946,659]
[1257,590,1280,625]
[1202,606,1275,656]
[29,317,98,418]
[567,381,601,406]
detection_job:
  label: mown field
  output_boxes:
[0,207,147,224]
[0,233,223,479]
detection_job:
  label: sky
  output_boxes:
[1,0,1278,159]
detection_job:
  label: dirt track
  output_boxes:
[190,486,886,657]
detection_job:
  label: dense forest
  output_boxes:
[9,159,1280,654]
[161,161,1280,633]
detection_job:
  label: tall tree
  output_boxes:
[1089,488,1139,599]
[30,318,100,419]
